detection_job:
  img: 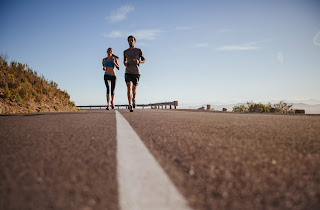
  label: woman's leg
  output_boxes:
[106,93,110,106]
[104,75,110,107]
[111,76,116,108]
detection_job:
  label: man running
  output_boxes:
[123,35,145,112]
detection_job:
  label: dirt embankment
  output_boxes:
[0,56,78,114]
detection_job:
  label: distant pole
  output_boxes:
[174,101,178,109]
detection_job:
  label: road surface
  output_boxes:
[1,109,319,210]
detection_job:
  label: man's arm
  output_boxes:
[140,49,145,64]
[123,51,127,67]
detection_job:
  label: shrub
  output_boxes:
[273,101,294,113]
[233,104,248,113]
[10,92,24,104]
[3,82,11,99]
[246,102,272,113]
[233,101,295,113]
[18,82,31,100]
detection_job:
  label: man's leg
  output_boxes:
[132,85,137,108]
[126,82,132,105]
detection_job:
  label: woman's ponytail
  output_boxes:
[112,54,119,59]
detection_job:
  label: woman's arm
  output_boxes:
[113,57,120,70]
[102,58,106,70]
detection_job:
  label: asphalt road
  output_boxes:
[1,109,319,210]
[1,111,118,210]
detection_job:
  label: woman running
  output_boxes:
[102,48,120,110]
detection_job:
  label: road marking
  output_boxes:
[115,111,192,210]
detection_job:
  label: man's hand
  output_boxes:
[134,59,140,65]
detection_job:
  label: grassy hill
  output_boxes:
[0,56,78,114]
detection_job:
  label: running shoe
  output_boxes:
[133,99,136,109]
[106,106,109,110]
[129,104,133,112]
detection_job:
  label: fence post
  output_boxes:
[174,101,178,109]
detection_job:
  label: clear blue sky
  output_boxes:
[1,0,320,106]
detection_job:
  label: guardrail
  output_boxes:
[77,101,178,110]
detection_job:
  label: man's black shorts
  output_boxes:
[125,73,140,86]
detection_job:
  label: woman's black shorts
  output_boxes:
[125,73,140,86]
[104,74,116,95]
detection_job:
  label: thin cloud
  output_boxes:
[103,31,123,38]
[313,31,320,47]
[176,26,192,30]
[217,29,232,33]
[277,52,284,64]
[103,29,164,40]
[217,45,259,51]
[217,40,266,51]
[217,39,271,51]
[129,29,164,40]
[106,5,134,22]
[195,43,209,48]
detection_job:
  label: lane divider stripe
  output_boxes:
[115,110,192,210]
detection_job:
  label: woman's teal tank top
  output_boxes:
[104,56,114,68]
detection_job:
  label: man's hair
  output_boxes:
[127,35,136,42]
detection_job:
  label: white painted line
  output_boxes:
[115,111,192,210]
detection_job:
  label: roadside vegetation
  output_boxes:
[0,55,78,114]
[232,101,295,113]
